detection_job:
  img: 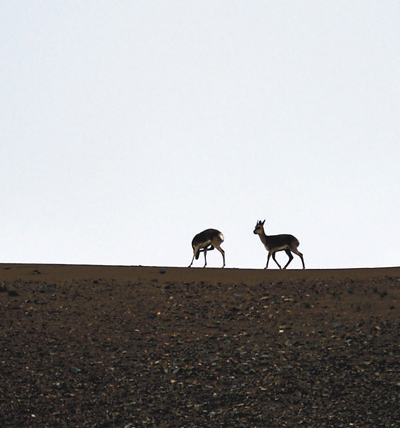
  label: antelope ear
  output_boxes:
[262,220,265,225]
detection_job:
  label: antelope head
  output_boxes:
[253,219,265,235]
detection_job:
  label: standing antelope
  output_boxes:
[253,220,305,269]
[188,228,225,268]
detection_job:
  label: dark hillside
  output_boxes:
[0,264,399,427]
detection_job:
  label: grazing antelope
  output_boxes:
[253,220,305,269]
[188,228,225,268]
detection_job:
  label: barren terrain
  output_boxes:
[0,264,399,427]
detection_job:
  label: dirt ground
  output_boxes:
[0,264,399,427]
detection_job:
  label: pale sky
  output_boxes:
[1,1,399,269]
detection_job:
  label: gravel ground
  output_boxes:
[0,265,399,427]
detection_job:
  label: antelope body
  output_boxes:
[253,220,305,269]
[189,228,225,268]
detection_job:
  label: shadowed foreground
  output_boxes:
[0,264,399,427]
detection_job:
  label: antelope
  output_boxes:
[188,228,225,268]
[253,220,305,269]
